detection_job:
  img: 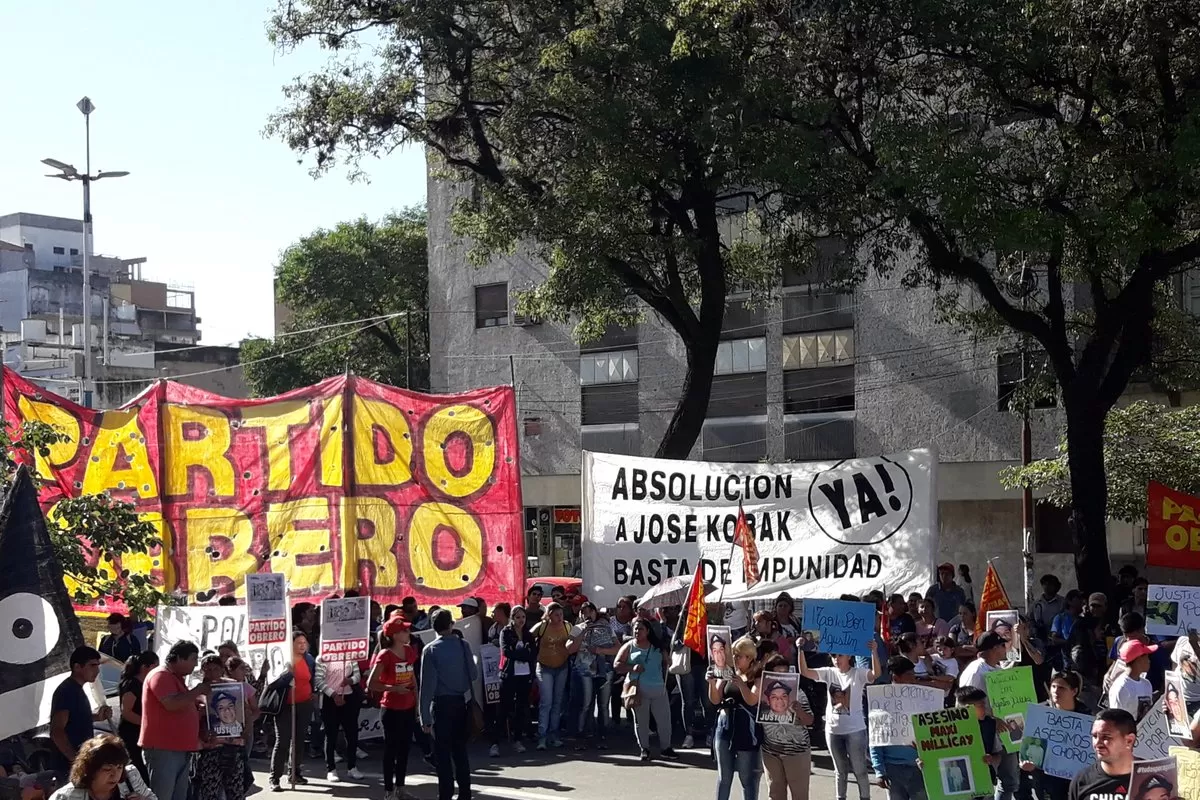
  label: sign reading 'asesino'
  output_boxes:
[2,368,525,609]
[1147,482,1200,570]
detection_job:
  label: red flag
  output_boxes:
[1146,482,1200,570]
[734,503,761,587]
[680,561,708,654]
[975,562,1012,635]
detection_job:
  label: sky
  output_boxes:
[0,2,427,346]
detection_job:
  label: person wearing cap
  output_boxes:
[457,597,481,619]
[1107,639,1155,719]
[368,614,420,800]
[1134,775,1173,800]
[959,631,1022,800]
[926,563,970,624]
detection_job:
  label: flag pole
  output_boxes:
[715,500,743,606]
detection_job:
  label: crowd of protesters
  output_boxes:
[26,561,1200,800]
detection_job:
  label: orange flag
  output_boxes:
[680,560,708,654]
[734,502,761,587]
[975,562,1012,635]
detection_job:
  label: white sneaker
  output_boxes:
[348,768,364,780]
[326,771,340,783]
[682,735,695,749]
[488,744,500,758]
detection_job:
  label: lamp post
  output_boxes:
[42,96,129,407]
[1009,264,1039,611]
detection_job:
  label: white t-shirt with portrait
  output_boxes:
[812,666,869,735]
[1107,673,1153,720]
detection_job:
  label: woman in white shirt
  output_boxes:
[797,642,877,800]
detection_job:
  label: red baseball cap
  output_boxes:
[382,614,411,636]
[1118,639,1158,663]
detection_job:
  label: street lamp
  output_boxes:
[42,96,129,407]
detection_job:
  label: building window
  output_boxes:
[474,283,509,328]
[523,417,542,437]
[784,365,854,414]
[702,417,767,462]
[715,337,766,375]
[69,248,79,256]
[52,246,65,255]
[783,329,854,369]
[580,349,638,385]
[997,352,1056,412]
[785,413,855,461]
[581,423,640,456]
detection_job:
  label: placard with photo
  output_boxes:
[207,680,245,740]
[707,625,733,679]
[757,671,800,726]
[986,610,1022,666]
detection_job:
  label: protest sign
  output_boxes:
[985,610,1022,667]
[358,708,385,742]
[1147,585,1200,637]
[581,450,936,605]
[986,667,1038,752]
[758,672,800,725]
[156,605,289,683]
[1022,704,1096,780]
[481,643,501,705]
[708,625,733,679]
[1135,700,1176,761]
[3,368,526,611]
[207,680,246,740]
[802,599,876,658]
[320,596,370,662]
[1147,483,1200,570]
[245,573,288,645]
[913,706,993,800]
[1130,757,1179,800]
[1171,747,1200,800]
[867,684,945,747]
[1166,671,1190,738]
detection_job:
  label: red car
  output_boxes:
[525,576,582,603]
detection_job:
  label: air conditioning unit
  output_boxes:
[21,319,47,343]
[512,312,542,326]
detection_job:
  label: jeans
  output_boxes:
[432,696,472,800]
[995,750,1021,800]
[679,664,713,736]
[577,672,612,738]
[271,698,313,783]
[381,707,417,791]
[715,741,761,800]
[763,750,811,800]
[633,683,672,752]
[321,696,361,771]
[828,729,871,800]
[144,748,191,800]
[537,663,569,740]
[884,764,927,800]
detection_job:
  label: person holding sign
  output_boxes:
[799,639,878,800]
[368,614,420,800]
[870,656,927,800]
[1066,709,1137,800]
[315,646,363,782]
[196,657,245,800]
[708,637,764,800]
[760,652,815,800]
[1019,671,1092,800]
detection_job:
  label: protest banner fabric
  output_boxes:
[913,706,993,800]
[320,596,370,662]
[1147,585,1200,637]
[1170,747,1200,800]
[867,684,945,747]
[986,667,1038,752]
[1147,483,1200,570]
[1022,704,1096,780]
[1135,700,1177,761]
[581,450,936,605]
[802,599,876,658]
[2,368,525,610]
[245,573,288,645]
[1130,757,1179,800]
[156,605,288,683]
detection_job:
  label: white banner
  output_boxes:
[1135,698,1177,761]
[867,683,945,747]
[1147,585,1200,637]
[156,605,289,683]
[581,449,937,605]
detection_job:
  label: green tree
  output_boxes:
[762,0,1200,592]
[241,209,430,396]
[264,0,815,457]
[0,420,167,618]
[1003,401,1200,524]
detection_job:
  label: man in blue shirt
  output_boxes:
[419,610,478,800]
[49,646,111,776]
[925,563,969,623]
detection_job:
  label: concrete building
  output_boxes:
[427,174,1200,594]
[0,212,245,406]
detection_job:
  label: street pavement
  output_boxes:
[252,728,857,800]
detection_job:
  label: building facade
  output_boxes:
[427,173,1196,594]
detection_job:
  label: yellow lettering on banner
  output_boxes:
[16,396,80,479]
[268,498,334,589]
[407,501,483,591]
[351,396,412,486]
[63,511,175,599]
[1164,495,1198,524]
[340,496,397,587]
[240,400,312,492]
[423,405,495,498]
[1166,524,1200,552]
[81,410,158,498]
[163,404,235,497]
[185,507,257,595]
[319,396,344,488]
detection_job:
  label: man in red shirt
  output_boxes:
[141,641,209,800]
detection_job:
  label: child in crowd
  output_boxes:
[955,686,1003,797]
[870,657,928,800]
[932,637,961,681]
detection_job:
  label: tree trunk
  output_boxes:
[655,326,722,459]
[1062,396,1114,597]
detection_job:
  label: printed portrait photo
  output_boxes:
[1165,671,1189,737]
[1146,601,1179,630]
[708,625,733,679]
[986,610,1022,665]
[207,681,245,739]
[1004,712,1026,742]
[939,756,975,796]
[756,671,800,726]
[1019,736,1047,769]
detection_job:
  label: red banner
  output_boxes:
[1147,482,1200,570]
[2,368,526,609]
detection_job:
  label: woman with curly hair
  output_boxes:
[48,735,156,800]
